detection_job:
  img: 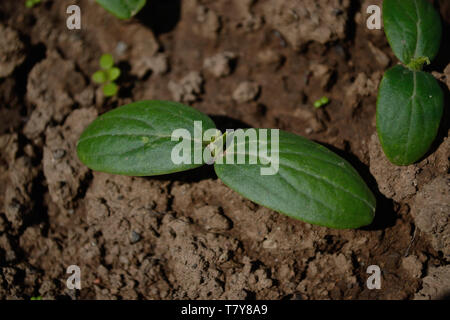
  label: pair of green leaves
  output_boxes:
[377,0,444,165]
[77,100,376,229]
[96,0,146,20]
[92,54,121,97]
[313,96,330,109]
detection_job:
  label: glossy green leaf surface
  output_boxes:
[377,65,443,165]
[383,0,442,65]
[214,130,376,229]
[96,0,146,20]
[77,100,216,176]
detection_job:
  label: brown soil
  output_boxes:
[0,0,449,300]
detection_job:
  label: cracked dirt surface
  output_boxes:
[0,0,449,300]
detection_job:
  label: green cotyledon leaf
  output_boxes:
[76,100,216,176]
[99,54,114,70]
[377,65,444,165]
[102,83,119,97]
[95,0,146,20]
[214,129,376,229]
[383,0,442,66]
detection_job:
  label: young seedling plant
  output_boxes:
[92,54,121,97]
[377,0,444,165]
[25,0,41,8]
[95,0,146,20]
[77,100,376,229]
[314,96,330,109]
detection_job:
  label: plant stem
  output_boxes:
[406,56,431,71]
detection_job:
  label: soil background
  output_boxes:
[0,0,449,300]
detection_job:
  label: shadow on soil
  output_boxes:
[321,143,397,231]
[136,0,181,36]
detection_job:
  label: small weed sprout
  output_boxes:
[92,54,121,97]
[313,96,329,108]
[25,0,41,8]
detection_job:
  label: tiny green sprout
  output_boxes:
[313,96,329,108]
[25,0,41,8]
[100,54,114,69]
[30,296,43,300]
[92,54,121,97]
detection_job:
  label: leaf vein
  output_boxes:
[226,151,373,210]
[78,133,171,144]
[280,162,374,210]
[405,71,417,160]
[413,0,422,59]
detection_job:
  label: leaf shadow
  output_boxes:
[209,115,252,132]
[116,61,137,99]
[439,290,450,300]
[135,0,181,36]
[148,164,217,184]
[429,1,450,71]
[319,143,397,231]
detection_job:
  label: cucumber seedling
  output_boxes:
[77,100,376,229]
[92,54,121,97]
[96,0,146,20]
[377,0,444,165]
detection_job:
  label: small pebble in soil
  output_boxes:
[232,81,260,103]
[168,71,204,103]
[52,149,66,160]
[115,42,128,56]
[130,231,141,244]
[272,30,287,47]
[203,52,237,78]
